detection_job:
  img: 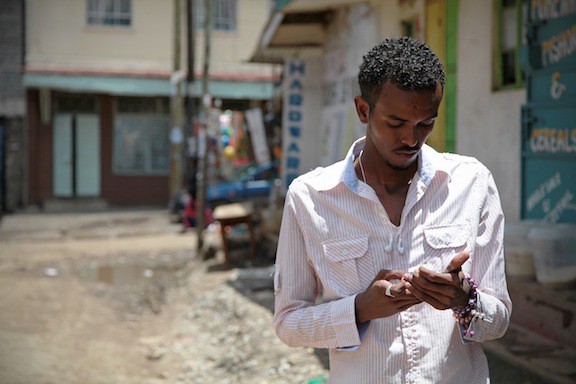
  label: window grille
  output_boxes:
[194,0,237,31]
[113,97,170,175]
[87,0,131,27]
[494,0,526,89]
[54,94,98,113]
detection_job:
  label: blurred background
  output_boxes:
[0,0,574,383]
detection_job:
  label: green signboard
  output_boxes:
[525,1,576,70]
[522,0,576,224]
[521,102,576,223]
[526,64,576,103]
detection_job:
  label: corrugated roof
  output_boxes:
[250,0,368,63]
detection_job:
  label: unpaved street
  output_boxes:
[0,210,329,384]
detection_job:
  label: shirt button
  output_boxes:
[342,249,349,255]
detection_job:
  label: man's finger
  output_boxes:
[386,280,411,298]
[444,252,470,273]
[405,282,451,310]
[407,274,454,303]
[375,269,405,281]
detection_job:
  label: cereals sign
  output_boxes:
[530,127,576,153]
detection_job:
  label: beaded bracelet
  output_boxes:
[451,274,483,336]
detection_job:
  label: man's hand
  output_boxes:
[355,269,422,323]
[404,252,470,310]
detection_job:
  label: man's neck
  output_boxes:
[358,151,417,191]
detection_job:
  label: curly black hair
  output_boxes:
[358,37,445,108]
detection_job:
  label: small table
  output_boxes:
[212,203,256,265]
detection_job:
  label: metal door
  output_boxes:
[53,114,73,197]
[76,114,100,196]
[53,114,100,197]
[0,120,4,211]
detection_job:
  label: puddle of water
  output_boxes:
[77,258,188,287]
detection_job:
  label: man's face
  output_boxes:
[354,80,443,170]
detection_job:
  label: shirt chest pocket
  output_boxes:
[423,223,470,272]
[322,234,369,297]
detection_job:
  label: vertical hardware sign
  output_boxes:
[283,61,306,188]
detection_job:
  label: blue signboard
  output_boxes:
[526,64,576,103]
[522,0,576,224]
[522,102,576,223]
[526,1,576,70]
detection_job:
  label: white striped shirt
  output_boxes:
[273,137,512,384]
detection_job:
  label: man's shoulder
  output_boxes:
[288,160,345,192]
[439,152,490,175]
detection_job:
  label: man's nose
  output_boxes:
[401,126,418,148]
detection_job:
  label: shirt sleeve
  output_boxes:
[463,170,512,343]
[273,189,363,349]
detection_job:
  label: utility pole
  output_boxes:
[195,0,211,255]
[170,0,184,199]
[185,0,196,197]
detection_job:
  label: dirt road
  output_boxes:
[0,210,328,384]
[1,209,565,384]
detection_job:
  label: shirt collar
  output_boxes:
[314,136,452,192]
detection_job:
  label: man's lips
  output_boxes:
[396,149,419,158]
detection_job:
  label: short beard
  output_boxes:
[386,160,413,171]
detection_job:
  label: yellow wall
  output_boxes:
[26,0,173,74]
[195,0,275,79]
[425,0,447,152]
[26,0,275,79]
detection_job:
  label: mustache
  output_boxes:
[398,144,421,152]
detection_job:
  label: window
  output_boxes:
[401,17,416,38]
[494,0,526,88]
[194,0,237,31]
[87,0,131,27]
[54,94,98,114]
[113,97,170,175]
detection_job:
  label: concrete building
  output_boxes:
[0,0,26,213]
[253,0,528,224]
[23,0,279,209]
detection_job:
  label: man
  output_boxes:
[273,37,511,383]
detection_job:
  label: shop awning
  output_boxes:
[23,73,276,100]
[250,0,368,63]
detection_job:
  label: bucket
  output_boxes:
[504,221,541,281]
[527,224,576,288]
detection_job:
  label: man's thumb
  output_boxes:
[444,252,470,272]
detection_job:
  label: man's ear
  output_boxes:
[354,96,369,124]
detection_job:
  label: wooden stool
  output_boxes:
[212,203,256,265]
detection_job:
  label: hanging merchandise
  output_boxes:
[245,107,272,166]
[223,145,236,160]
[230,111,251,168]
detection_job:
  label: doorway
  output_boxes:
[53,113,101,197]
[426,0,458,152]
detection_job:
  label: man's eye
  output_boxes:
[419,119,435,127]
[387,122,403,128]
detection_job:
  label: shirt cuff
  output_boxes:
[336,320,370,351]
[331,294,363,349]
